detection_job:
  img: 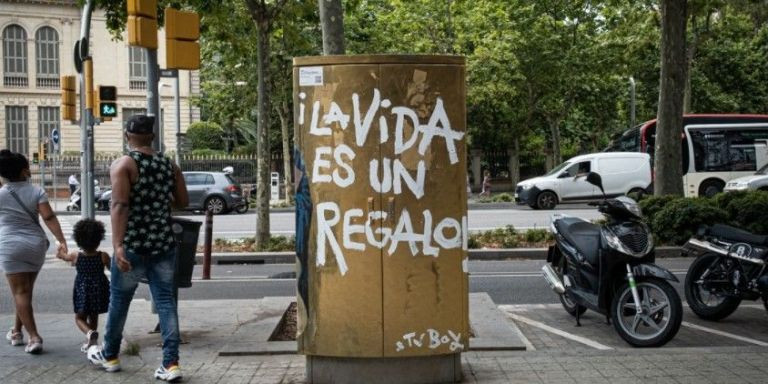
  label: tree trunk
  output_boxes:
[255,19,271,249]
[319,0,345,54]
[655,0,687,197]
[548,118,562,166]
[683,15,698,114]
[507,136,520,187]
[278,101,294,204]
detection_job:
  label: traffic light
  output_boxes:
[165,8,200,70]
[39,141,47,162]
[127,0,158,49]
[84,59,94,110]
[60,75,77,121]
[98,86,118,119]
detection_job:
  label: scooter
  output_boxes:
[66,181,103,212]
[541,172,682,347]
[683,224,768,320]
[223,166,249,214]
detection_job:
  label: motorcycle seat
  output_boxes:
[708,224,768,246]
[554,217,600,265]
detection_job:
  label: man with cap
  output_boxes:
[87,115,188,382]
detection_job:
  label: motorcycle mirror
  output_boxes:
[585,172,605,195]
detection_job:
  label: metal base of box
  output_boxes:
[305,354,462,384]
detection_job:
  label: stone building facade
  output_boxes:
[0,0,200,156]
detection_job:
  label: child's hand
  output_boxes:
[55,241,68,260]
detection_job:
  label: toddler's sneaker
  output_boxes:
[5,328,23,346]
[87,345,121,372]
[154,363,182,382]
[24,338,43,354]
[80,330,98,353]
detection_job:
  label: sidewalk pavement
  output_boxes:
[2,298,767,383]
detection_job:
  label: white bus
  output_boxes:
[607,115,768,197]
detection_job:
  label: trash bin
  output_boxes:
[171,217,202,288]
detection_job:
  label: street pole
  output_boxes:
[78,0,95,220]
[52,152,57,209]
[629,76,636,128]
[40,142,46,191]
[147,49,161,152]
[174,74,181,165]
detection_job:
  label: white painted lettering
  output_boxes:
[316,202,348,276]
[343,209,365,251]
[309,101,331,136]
[312,147,333,183]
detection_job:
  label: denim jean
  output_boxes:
[103,247,179,366]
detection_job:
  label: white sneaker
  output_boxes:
[24,339,43,354]
[81,330,99,353]
[5,328,23,346]
[154,364,182,382]
[87,345,121,372]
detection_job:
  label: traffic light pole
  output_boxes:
[174,74,180,165]
[78,0,95,220]
[147,49,161,152]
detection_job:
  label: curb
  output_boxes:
[195,246,683,264]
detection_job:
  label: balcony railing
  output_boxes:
[129,80,147,90]
[36,77,59,88]
[4,76,28,88]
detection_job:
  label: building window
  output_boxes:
[2,25,28,87]
[38,107,59,153]
[129,47,147,90]
[5,106,29,154]
[35,27,59,88]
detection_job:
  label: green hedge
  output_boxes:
[187,121,225,150]
[639,190,768,245]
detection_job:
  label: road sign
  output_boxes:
[51,129,60,145]
[160,69,179,78]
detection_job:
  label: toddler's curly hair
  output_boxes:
[72,219,105,252]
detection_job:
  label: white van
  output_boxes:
[515,152,652,209]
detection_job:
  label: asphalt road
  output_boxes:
[48,203,603,251]
[1,258,692,314]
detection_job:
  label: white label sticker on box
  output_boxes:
[299,67,324,86]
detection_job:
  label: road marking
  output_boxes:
[469,270,687,278]
[681,321,768,347]
[504,312,614,350]
[191,277,295,283]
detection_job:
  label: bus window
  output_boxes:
[607,127,640,152]
[690,128,768,172]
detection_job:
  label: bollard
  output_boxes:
[202,209,213,280]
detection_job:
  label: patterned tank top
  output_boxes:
[124,151,175,256]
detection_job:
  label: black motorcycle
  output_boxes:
[542,172,682,347]
[683,224,768,320]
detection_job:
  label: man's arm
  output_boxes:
[171,162,189,209]
[110,156,134,272]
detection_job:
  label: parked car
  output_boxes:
[183,171,246,214]
[515,152,652,209]
[724,163,768,192]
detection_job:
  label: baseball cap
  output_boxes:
[125,115,155,134]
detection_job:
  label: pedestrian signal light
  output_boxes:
[98,86,118,118]
[33,152,39,164]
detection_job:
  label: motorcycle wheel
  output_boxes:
[235,203,249,214]
[684,253,741,321]
[611,278,682,348]
[555,257,586,317]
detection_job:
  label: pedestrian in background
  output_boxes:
[86,115,188,383]
[0,149,68,354]
[68,174,79,196]
[480,170,492,197]
[56,219,110,353]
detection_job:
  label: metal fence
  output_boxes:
[28,154,270,190]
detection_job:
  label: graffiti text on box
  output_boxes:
[395,329,464,353]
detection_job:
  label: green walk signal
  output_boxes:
[100,102,118,117]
